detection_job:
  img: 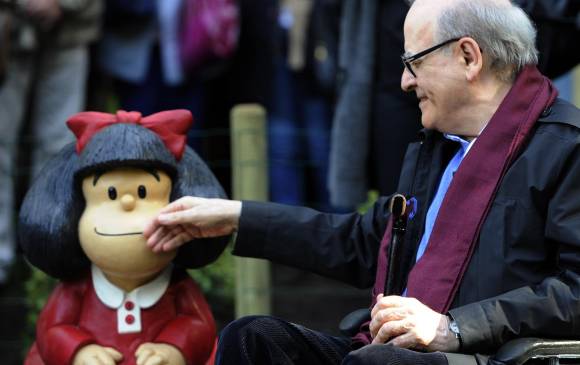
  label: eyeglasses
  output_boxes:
[401,37,462,78]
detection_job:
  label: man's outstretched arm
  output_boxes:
[145,197,392,288]
[144,197,242,252]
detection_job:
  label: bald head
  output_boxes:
[408,0,511,10]
[406,0,515,37]
[405,0,537,82]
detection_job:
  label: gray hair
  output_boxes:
[407,0,538,82]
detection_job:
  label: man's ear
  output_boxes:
[457,37,483,81]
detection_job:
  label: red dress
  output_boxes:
[25,268,216,365]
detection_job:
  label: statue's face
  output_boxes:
[79,167,175,281]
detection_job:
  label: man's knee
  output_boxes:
[342,345,381,365]
[219,315,290,348]
[218,315,307,365]
[217,316,285,365]
[343,345,449,365]
[220,315,274,341]
[344,345,409,365]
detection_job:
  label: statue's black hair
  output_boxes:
[19,123,229,280]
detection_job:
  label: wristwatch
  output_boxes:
[448,316,463,350]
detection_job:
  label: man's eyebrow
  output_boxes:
[402,51,414,58]
[92,168,160,186]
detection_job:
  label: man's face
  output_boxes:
[79,167,176,281]
[401,2,469,134]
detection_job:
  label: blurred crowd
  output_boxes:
[0,0,578,289]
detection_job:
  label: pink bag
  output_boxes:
[179,0,239,72]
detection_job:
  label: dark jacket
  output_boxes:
[515,0,580,78]
[234,98,580,354]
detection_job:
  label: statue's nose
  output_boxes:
[121,194,136,211]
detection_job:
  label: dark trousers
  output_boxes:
[216,315,454,365]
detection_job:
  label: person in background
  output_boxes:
[96,0,276,196]
[144,0,580,364]
[515,0,580,80]
[97,0,203,128]
[328,0,422,210]
[268,0,340,212]
[0,0,102,284]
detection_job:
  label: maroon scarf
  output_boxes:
[354,66,558,346]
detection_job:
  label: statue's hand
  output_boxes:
[135,343,186,365]
[73,344,123,365]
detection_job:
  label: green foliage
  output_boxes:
[357,190,379,214]
[188,244,235,299]
[23,266,57,352]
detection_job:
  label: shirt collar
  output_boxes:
[443,133,473,154]
[443,121,489,156]
[92,264,173,309]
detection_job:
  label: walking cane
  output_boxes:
[384,194,407,295]
[339,194,409,336]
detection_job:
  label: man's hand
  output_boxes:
[73,344,123,365]
[369,294,460,352]
[135,343,185,365]
[144,197,242,253]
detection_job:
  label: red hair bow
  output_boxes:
[66,110,193,160]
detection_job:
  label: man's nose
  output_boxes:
[121,194,136,211]
[401,67,416,92]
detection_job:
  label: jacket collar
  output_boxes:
[537,98,580,128]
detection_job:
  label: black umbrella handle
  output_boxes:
[385,194,407,296]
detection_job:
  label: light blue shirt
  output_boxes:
[401,134,474,297]
[400,134,477,297]
[414,134,475,262]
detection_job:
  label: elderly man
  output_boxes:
[145,0,580,363]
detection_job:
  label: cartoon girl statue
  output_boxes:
[19,110,229,365]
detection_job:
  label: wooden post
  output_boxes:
[230,104,271,317]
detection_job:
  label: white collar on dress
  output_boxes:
[92,264,172,309]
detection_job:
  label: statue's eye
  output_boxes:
[108,187,117,200]
[138,185,147,199]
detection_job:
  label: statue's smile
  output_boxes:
[94,227,142,236]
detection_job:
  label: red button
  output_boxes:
[125,315,135,324]
[124,301,135,310]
